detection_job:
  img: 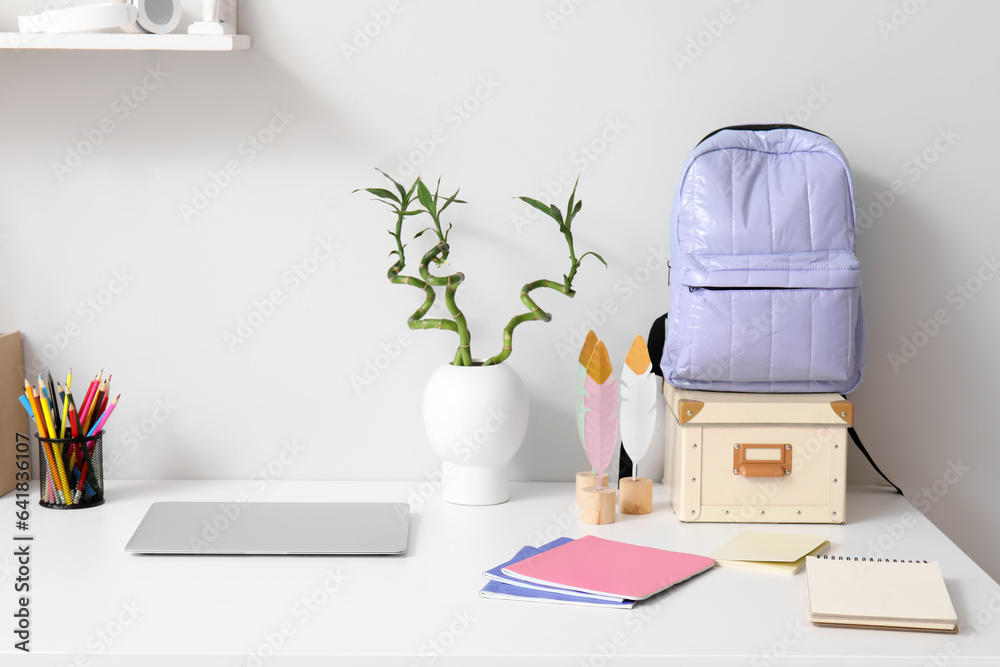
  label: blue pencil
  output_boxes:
[18,394,33,419]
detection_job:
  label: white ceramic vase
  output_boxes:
[422,362,529,505]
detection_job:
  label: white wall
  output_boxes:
[2,1,999,578]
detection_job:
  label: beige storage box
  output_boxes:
[664,383,852,524]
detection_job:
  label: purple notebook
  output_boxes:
[482,538,628,604]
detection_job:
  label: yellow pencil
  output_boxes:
[24,380,46,438]
[59,382,69,439]
[25,381,57,503]
[39,386,70,503]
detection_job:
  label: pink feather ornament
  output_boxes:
[583,342,618,490]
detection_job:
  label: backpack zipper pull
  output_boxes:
[667,261,671,287]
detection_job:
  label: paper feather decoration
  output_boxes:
[583,341,618,490]
[575,330,600,458]
[619,335,656,480]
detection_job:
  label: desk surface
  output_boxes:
[2,480,999,666]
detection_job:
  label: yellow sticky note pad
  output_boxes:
[711,532,830,575]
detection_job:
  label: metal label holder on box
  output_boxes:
[663,383,852,524]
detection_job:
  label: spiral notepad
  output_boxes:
[805,556,958,633]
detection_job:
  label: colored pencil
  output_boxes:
[96,375,111,416]
[74,461,89,504]
[70,399,101,495]
[90,380,107,431]
[38,381,57,443]
[46,372,60,435]
[58,383,69,438]
[87,395,120,437]
[25,382,56,503]
[78,372,99,433]
[18,395,33,420]
[38,384,71,503]
[22,381,44,436]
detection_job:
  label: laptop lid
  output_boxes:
[125,501,410,555]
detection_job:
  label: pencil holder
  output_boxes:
[37,431,104,509]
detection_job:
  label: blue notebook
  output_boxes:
[481,538,633,607]
[480,580,634,608]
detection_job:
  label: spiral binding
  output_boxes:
[818,555,928,563]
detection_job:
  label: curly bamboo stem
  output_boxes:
[420,242,472,366]
[483,279,576,366]
[386,201,460,337]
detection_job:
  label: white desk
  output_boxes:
[2,481,999,666]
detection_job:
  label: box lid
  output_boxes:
[664,383,852,427]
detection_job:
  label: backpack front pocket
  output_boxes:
[670,252,861,384]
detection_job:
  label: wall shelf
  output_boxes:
[0,32,250,51]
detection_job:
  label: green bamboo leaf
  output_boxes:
[405,179,419,202]
[365,187,400,203]
[566,178,578,221]
[518,196,557,220]
[401,210,424,216]
[375,168,407,200]
[417,180,436,215]
[439,189,464,214]
[550,205,564,226]
[573,200,582,216]
[413,227,434,239]
[580,251,607,267]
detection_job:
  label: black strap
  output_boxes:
[646,312,668,378]
[848,426,904,496]
[619,312,669,478]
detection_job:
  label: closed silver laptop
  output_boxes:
[125,501,409,555]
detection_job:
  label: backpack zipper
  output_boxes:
[690,286,817,292]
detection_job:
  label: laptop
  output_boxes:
[125,501,409,555]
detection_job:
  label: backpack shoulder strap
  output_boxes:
[847,426,904,496]
[647,312,668,378]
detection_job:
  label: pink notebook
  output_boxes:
[502,535,715,600]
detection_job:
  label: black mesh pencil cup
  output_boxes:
[37,431,104,509]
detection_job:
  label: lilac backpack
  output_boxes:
[662,125,865,393]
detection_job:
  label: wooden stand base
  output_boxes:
[576,472,609,506]
[619,477,653,515]
[581,487,616,525]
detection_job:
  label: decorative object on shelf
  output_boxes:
[18,3,138,34]
[580,342,618,525]
[188,0,237,35]
[18,0,180,35]
[618,335,656,515]
[574,329,601,506]
[125,0,182,35]
[362,173,605,505]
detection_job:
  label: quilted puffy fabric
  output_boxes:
[662,126,865,393]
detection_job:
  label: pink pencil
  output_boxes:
[87,395,120,437]
[78,373,100,431]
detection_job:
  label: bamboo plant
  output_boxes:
[360,171,605,367]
